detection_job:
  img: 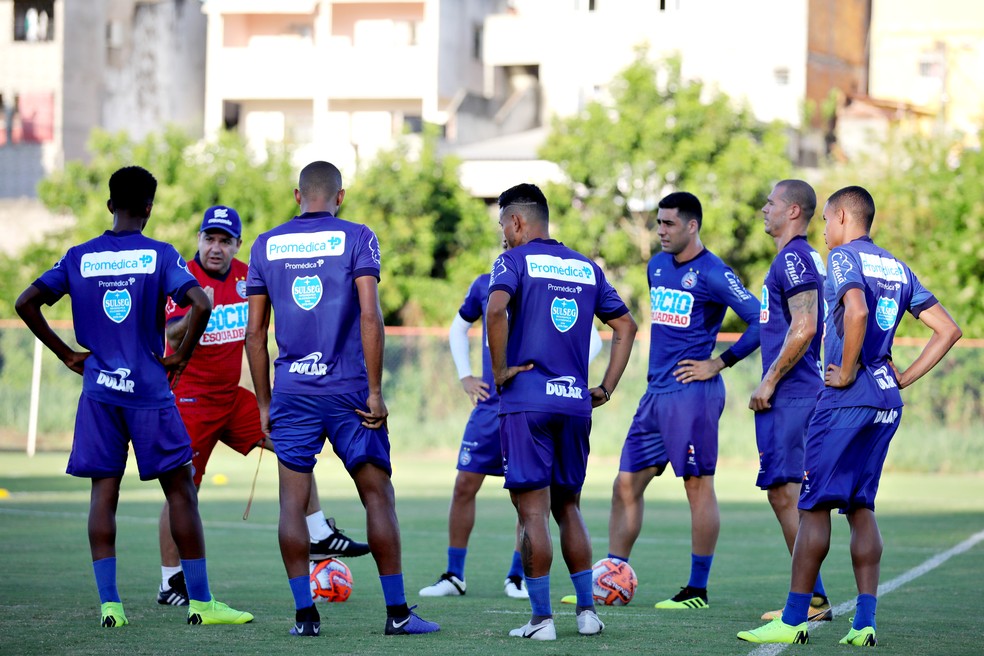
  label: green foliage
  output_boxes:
[540,52,792,325]
[339,130,500,325]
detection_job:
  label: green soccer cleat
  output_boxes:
[187,598,254,625]
[840,626,877,647]
[100,601,128,628]
[737,617,809,644]
[560,594,576,605]
[654,586,708,609]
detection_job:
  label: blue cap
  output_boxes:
[200,205,241,238]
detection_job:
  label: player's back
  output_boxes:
[34,230,198,408]
[246,211,380,395]
[489,239,626,417]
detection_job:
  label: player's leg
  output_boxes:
[609,468,658,560]
[275,461,322,635]
[508,486,556,640]
[653,473,717,609]
[419,470,484,596]
[90,476,128,627]
[552,487,603,636]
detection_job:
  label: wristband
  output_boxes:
[598,384,611,401]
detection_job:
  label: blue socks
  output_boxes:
[687,553,713,589]
[607,553,628,563]
[781,591,813,625]
[525,575,552,617]
[447,547,467,580]
[813,572,827,598]
[180,558,210,602]
[507,550,524,579]
[289,575,312,610]
[92,557,120,603]
[570,570,593,608]
[854,594,877,630]
[379,573,407,608]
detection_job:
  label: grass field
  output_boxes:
[1,449,983,655]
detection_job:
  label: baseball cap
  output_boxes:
[200,205,242,238]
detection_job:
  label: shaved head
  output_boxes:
[298,161,343,201]
[777,179,817,221]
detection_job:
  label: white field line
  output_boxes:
[746,527,984,656]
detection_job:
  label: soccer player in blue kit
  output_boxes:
[487,183,637,640]
[606,191,760,610]
[738,186,961,646]
[420,253,601,600]
[244,161,439,637]
[15,166,253,628]
[752,180,832,623]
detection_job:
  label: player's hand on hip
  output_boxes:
[674,358,722,383]
[824,362,859,388]
[158,353,189,388]
[356,392,388,430]
[589,387,609,408]
[493,363,534,388]
[61,350,91,376]
[748,380,774,411]
[460,375,490,406]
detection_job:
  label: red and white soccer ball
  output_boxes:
[591,557,638,606]
[310,558,353,603]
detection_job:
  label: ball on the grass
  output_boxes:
[211,473,228,485]
[592,557,638,606]
[0,488,9,499]
[310,558,353,603]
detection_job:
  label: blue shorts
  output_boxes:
[754,397,816,490]
[619,379,725,478]
[799,405,902,513]
[269,391,392,475]
[67,393,193,481]
[499,411,591,492]
[457,403,503,476]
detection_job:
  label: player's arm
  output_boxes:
[590,311,637,408]
[354,275,388,429]
[449,313,488,406]
[15,285,90,375]
[588,321,603,363]
[487,289,532,388]
[160,286,211,385]
[749,289,818,411]
[245,293,273,434]
[825,287,867,388]
[890,303,961,389]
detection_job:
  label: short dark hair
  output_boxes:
[497,183,549,225]
[299,161,343,200]
[777,179,817,221]
[108,166,157,217]
[827,185,875,230]
[658,191,702,228]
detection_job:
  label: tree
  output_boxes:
[539,51,792,324]
[339,130,500,325]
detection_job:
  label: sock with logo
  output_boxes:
[93,557,121,603]
[447,546,467,580]
[306,512,331,542]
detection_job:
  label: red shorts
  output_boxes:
[176,387,265,486]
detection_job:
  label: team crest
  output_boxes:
[681,271,698,289]
[103,290,132,323]
[550,297,578,333]
[874,297,899,331]
[292,276,323,311]
[459,449,472,467]
[236,280,247,299]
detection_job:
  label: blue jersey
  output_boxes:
[759,236,826,399]
[33,230,198,409]
[647,249,760,391]
[245,211,381,395]
[820,236,937,410]
[489,239,628,417]
[458,273,498,405]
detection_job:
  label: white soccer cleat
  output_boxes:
[576,609,604,635]
[509,618,556,640]
[504,576,529,599]
[418,572,466,597]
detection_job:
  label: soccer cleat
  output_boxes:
[576,609,604,635]
[157,571,190,606]
[309,517,371,560]
[509,618,556,640]
[840,626,877,647]
[560,594,576,605]
[504,575,529,599]
[655,586,709,609]
[100,601,128,628]
[384,606,440,635]
[187,598,254,625]
[760,595,833,622]
[737,617,809,644]
[418,572,466,597]
[290,605,321,637]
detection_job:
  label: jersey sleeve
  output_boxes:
[827,247,864,303]
[594,268,629,322]
[162,245,199,307]
[32,251,71,305]
[779,250,821,298]
[488,252,519,296]
[245,238,268,296]
[906,268,938,317]
[458,276,484,323]
[353,226,381,280]
[707,265,761,366]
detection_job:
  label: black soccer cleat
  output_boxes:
[290,605,321,637]
[310,517,371,560]
[157,570,190,606]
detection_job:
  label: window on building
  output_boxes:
[774,67,790,86]
[13,0,54,42]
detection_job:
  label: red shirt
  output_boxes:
[165,256,249,401]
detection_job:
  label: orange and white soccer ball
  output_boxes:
[591,557,638,606]
[310,558,353,603]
